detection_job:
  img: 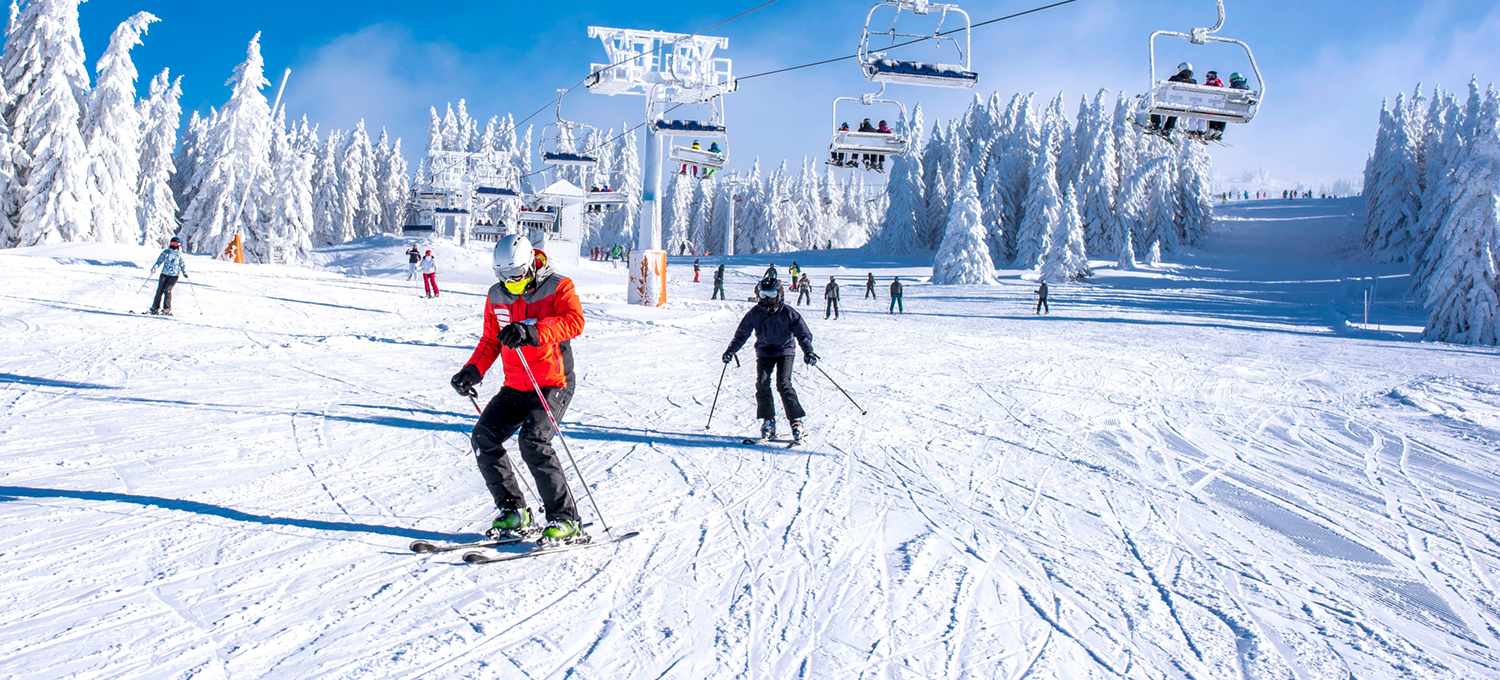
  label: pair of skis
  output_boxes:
[742,433,807,449]
[408,524,640,565]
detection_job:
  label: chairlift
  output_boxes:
[1135,0,1263,127]
[540,90,601,167]
[859,0,978,90]
[827,86,909,171]
[657,96,728,179]
[585,188,627,214]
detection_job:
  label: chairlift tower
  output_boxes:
[587,26,736,305]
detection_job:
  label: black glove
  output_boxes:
[722,351,736,365]
[498,322,540,349]
[450,364,482,395]
[804,352,819,366]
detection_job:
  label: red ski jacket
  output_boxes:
[466,259,585,392]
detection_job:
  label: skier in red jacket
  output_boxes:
[450,235,588,546]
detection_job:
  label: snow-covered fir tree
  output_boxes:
[0,61,17,246]
[663,170,693,255]
[931,165,995,285]
[1423,86,1500,345]
[1014,130,1061,269]
[82,11,155,244]
[340,121,379,238]
[171,109,208,218]
[1411,89,1464,299]
[604,125,640,247]
[179,33,273,259]
[868,105,924,255]
[137,69,181,248]
[375,131,409,235]
[6,0,93,246]
[1040,185,1090,283]
[1176,140,1214,247]
[1363,94,1423,263]
[261,113,313,264]
[310,129,344,246]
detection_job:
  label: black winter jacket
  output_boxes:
[727,303,815,359]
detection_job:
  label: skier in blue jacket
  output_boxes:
[723,277,818,443]
[148,237,188,315]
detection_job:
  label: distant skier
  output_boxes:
[889,276,904,314]
[865,273,877,299]
[824,276,840,320]
[147,236,188,316]
[693,258,701,282]
[449,235,589,546]
[406,245,421,280]
[796,273,812,305]
[712,264,726,300]
[722,277,818,444]
[418,250,440,298]
[764,264,778,281]
[1035,281,1049,315]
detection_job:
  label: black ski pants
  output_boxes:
[755,356,805,423]
[151,275,178,312]
[865,285,876,299]
[1036,298,1049,314]
[796,287,811,305]
[472,386,580,522]
[825,298,839,319]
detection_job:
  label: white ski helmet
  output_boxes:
[1176,61,1193,74]
[493,234,535,281]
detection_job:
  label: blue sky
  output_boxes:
[81,0,1500,185]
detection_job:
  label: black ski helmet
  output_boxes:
[756,276,784,309]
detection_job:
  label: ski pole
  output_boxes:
[512,347,615,540]
[705,361,729,430]
[135,273,154,294]
[816,365,867,415]
[186,277,204,316]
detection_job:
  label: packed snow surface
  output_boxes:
[2,199,1499,678]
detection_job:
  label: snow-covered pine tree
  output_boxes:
[1364,93,1423,262]
[1423,86,1500,345]
[1116,155,1172,265]
[179,34,273,259]
[310,129,345,246]
[663,170,693,255]
[7,0,92,245]
[689,177,714,253]
[1112,93,1139,197]
[261,113,313,263]
[0,71,14,247]
[1175,139,1214,247]
[604,124,640,247]
[733,159,764,254]
[340,121,379,237]
[920,118,951,250]
[762,161,799,253]
[440,103,458,152]
[137,69,180,248]
[867,105,924,255]
[1411,91,1463,299]
[1014,123,1062,269]
[1001,94,1040,256]
[1079,90,1120,254]
[376,132,409,235]
[1145,239,1163,266]
[1144,154,1180,254]
[82,11,155,244]
[1040,184,1090,282]
[932,164,995,285]
[171,109,207,216]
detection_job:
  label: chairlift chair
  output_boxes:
[540,90,601,168]
[585,190,627,214]
[658,95,729,178]
[1136,0,1264,127]
[859,0,978,90]
[828,87,909,170]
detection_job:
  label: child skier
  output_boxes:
[722,277,818,444]
[417,251,439,298]
[449,235,589,546]
[147,236,188,316]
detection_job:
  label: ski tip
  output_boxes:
[409,540,438,553]
[461,551,489,564]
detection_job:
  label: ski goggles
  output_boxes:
[757,287,779,299]
[498,266,529,283]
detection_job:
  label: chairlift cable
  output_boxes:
[738,0,1083,83]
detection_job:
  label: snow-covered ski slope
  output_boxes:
[2,199,1498,679]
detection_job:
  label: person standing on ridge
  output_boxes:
[406,244,421,280]
[865,273,877,300]
[824,276,840,320]
[147,236,188,316]
[889,276,904,314]
[796,273,812,306]
[417,250,440,298]
[450,235,589,546]
[693,258,701,283]
[1035,281,1050,315]
[712,264,726,300]
[723,277,817,444]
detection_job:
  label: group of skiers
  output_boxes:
[830,118,896,172]
[1144,62,1250,143]
[591,245,626,261]
[680,140,723,179]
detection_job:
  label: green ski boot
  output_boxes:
[486,507,535,540]
[539,519,589,547]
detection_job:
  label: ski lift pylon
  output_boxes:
[858,0,978,89]
[1137,0,1264,126]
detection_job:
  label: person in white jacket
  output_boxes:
[417,251,440,298]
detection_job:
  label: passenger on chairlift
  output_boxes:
[858,118,876,133]
[1202,71,1229,142]
[1148,62,1197,138]
[877,120,892,134]
[703,142,721,179]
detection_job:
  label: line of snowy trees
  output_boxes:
[0,1,409,265]
[880,91,1215,284]
[1362,79,1500,345]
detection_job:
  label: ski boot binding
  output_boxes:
[486,507,539,540]
[538,519,590,548]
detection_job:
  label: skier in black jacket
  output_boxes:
[1150,63,1198,136]
[723,277,817,443]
